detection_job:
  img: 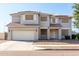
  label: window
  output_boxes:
[41,17,47,21]
[9,30,10,32]
[62,18,69,23]
[25,15,33,20]
[52,18,55,23]
[62,29,69,36]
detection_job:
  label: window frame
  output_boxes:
[25,15,33,20]
[41,16,47,21]
[61,18,69,23]
[62,29,69,36]
[52,18,55,23]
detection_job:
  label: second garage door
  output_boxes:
[12,31,36,40]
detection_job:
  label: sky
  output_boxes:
[0,3,77,33]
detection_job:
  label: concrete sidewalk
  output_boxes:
[33,40,79,50]
[1,50,79,56]
[34,45,79,50]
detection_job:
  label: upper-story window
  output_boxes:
[25,15,33,20]
[52,18,55,23]
[62,18,69,23]
[41,16,47,21]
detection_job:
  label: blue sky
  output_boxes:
[0,3,76,32]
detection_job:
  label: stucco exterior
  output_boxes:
[7,11,72,41]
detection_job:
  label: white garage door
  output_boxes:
[12,31,36,40]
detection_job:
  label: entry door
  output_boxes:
[50,29,58,39]
[40,29,47,40]
[53,32,56,39]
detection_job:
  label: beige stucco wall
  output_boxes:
[20,14,39,24]
[40,16,50,28]
[7,30,12,40]
[11,12,72,30]
[0,33,5,40]
[12,15,21,23]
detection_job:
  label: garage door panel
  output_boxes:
[12,31,36,40]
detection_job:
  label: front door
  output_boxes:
[40,29,47,40]
[50,29,58,39]
[52,31,56,39]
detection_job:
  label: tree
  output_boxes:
[73,3,79,28]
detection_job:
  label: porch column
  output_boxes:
[59,29,62,40]
[36,28,40,40]
[8,29,12,40]
[47,29,50,39]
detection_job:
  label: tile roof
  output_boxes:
[7,22,39,28]
[50,24,62,27]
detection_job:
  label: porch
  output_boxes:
[39,29,62,40]
[50,29,59,39]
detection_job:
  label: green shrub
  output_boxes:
[65,36,70,40]
[72,34,76,39]
[76,33,79,40]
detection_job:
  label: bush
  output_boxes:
[65,36,70,40]
[72,34,76,39]
[76,33,79,40]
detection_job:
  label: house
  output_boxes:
[7,11,72,41]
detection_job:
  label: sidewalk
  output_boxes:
[33,40,79,50]
[34,45,79,50]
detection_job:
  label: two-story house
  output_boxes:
[7,11,72,41]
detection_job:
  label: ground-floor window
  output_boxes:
[62,29,69,36]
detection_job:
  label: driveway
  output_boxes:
[0,40,34,51]
[0,40,6,44]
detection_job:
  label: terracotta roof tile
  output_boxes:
[50,24,62,27]
[7,23,39,28]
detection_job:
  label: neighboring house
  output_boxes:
[0,33,5,40]
[7,11,72,41]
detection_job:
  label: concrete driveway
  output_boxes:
[0,40,34,51]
